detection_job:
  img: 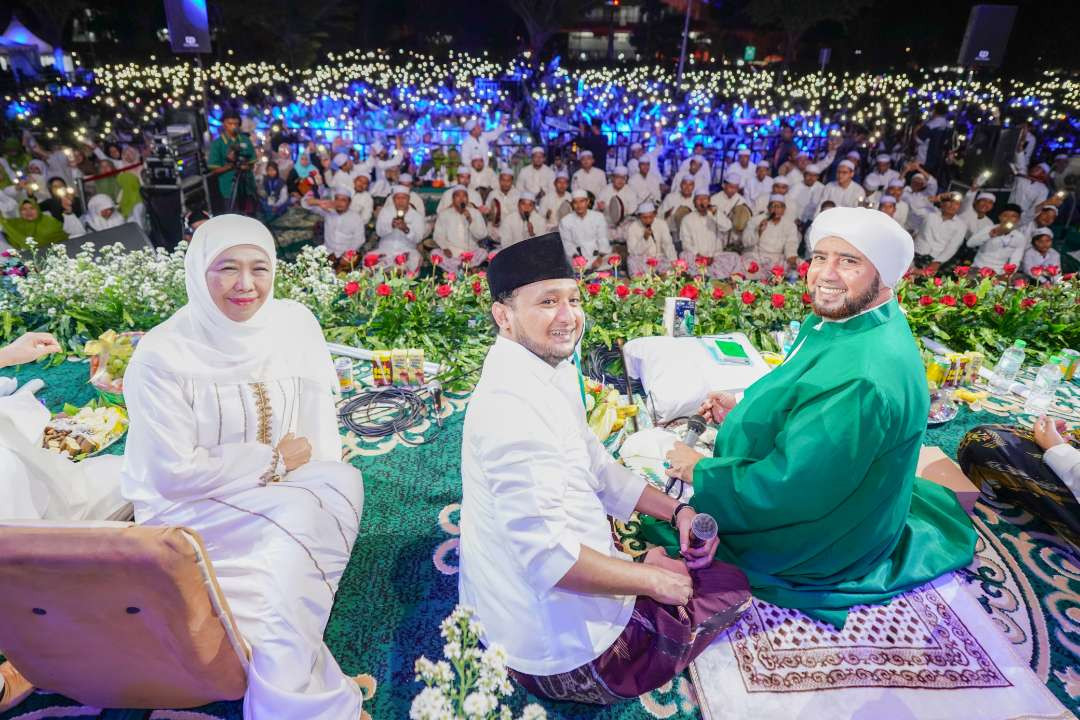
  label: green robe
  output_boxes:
[691,299,975,627]
[0,203,68,251]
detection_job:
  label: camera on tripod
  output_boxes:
[145,125,202,187]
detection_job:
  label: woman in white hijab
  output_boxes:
[121,214,366,720]
[85,193,124,232]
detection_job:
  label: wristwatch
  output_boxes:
[670,502,693,528]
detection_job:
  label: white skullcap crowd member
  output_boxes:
[742,192,799,278]
[461,116,507,168]
[517,145,555,199]
[821,159,864,209]
[572,149,607,199]
[498,190,544,248]
[1022,227,1061,280]
[682,185,739,278]
[374,183,426,271]
[596,165,639,242]
[559,187,610,266]
[626,199,677,274]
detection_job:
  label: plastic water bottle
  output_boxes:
[782,320,801,356]
[1024,357,1062,415]
[989,340,1026,395]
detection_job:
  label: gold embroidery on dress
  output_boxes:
[250,382,273,445]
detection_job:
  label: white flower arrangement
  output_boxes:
[411,605,546,720]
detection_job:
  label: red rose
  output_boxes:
[615,284,630,298]
[342,249,358,262]
[586,282,602,296]
[679,284,699,300]
[632,287,644,295]
[746,261,760,274]
[487,251,499,262]
[436,284,452,298]
[406,271,417,279]
[954,265,970,277]
[1003,263,1017,274]
[645,257,659,268]
[363,252,380,268]
[797,261,810,278]
[460,252,475,264]
[712,286,725,300]
[394,253,408,266]
[933,276,943,287]
[918,295,934,306]
[673,259,688,273]
[741,291,756,305]
[447,272,458,283]
[596,271,612,279]
[695,255,710,267]
[941,294,956,307]
[404,289,417,302]
[962,292,977,308]
[430,253,444,265]
[1045,265,1060,276]
[993,303,1005,315]
[644,287,656,298]
[1030,265,1043,277]
[344,281,360,297]
[771,293,785,309]
[1021,297,1036,309]
[472,280,483,295]
[476,270,487,279]
[608,254,622,266]
[978,267,995,278]
[1013,278,1027,289]
[376,283,391,297]
[770,265,785,278]
[572,255,588,269]
[802,292,812,305]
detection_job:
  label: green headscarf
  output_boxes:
[0,200,68,251]
[115,171,142,218]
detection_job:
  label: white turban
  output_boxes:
[807,207,913,288]
[571,189,589,200]
[332,153,350,169]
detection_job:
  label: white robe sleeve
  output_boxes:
[296,378,343,463]
[61,213,86,238]
[1044,444,1080,502]
[121,362,278,508]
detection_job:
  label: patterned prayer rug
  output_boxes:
[1,361,1078,720]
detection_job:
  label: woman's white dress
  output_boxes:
[121,363,365,720]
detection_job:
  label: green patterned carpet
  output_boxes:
[2,360,1079,720]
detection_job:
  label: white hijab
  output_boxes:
[130,214,337,389]
[86,193,124,232]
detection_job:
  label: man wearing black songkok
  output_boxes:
[457,232,750,705]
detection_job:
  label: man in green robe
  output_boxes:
[664,206,976,628]
[207,109,256,213]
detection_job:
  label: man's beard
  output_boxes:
[516,327,577,367]
[813,274,882,319]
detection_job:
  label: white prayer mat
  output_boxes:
[690,573,1074,720]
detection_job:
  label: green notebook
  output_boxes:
[714,338,750,360]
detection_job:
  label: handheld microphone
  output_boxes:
[683,414,707,448]
[688,512,718,550]
[427,380,444,427]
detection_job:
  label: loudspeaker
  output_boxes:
[957,5,1017,68]
[64,223,153,258]
[142,186,186,251]
[960,125,1020,186]
[163,0,212,54]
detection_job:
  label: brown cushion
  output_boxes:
[0,522,248,709]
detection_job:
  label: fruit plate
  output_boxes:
[42,403,129,461]
[87,331,145,404]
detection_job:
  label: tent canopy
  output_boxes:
[1,16,53,55]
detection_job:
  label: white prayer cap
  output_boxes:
[796,151,810,160]
[531,146,545,155]
[333,152,350,168]
[332,186,354,199]
[768,194,786,204]
[571,189,589,200]
[888,178,906,188]
[976,192,996,202]
[722,170,741,185]
[757,160,771,168]
[876,154,891,163]
[689,155,703,165]
[694,188,711,198]
[612,165,629,176]
[807,207,914,288]
[579,150,594,159]
[555,169,570,179]
[846,151,861,160]
[878,195,897,205]
[498,165,513,177]
[679,174,695,185]
[1032,228,1053,239]
[772,177,790,187]
[465,119,478,130]
[737,147,751,156]
[1038,203,1059,215]
[1055,153,1068,160]
[805,164,822,175]
[637,201,656,214]
[371,142,385,153]
[910,172,926,182]
[1036,162,1050,173]
[630,142,643,151]
[838,159,855,170]
[399,173,413,184]
[519,191,536,202]
[391,184,410,196]
[456,166,471,176]
[637,156,651,165]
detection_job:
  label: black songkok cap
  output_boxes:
[488,232,575,299]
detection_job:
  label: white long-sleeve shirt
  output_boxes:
[437,186,485,214]
[627,172,662,206]
[303,197,369,255]
[1008,177,1050,225]
[1044,444,1080,504]
[539,190,573,231]
[820,181,864,208]
[626,218,677,261]
[348,191,374,228]
[1022,247,1061,277]
[498,209,544,247]
[743,175,774,205]
[375,205,424,254]
[433,206,487,256]
[358,148,404,186]
[468,166,498,192]
[680,210,733,257]
[516,164,555,197]
[967,226,1027,273]
[559,210,610,259]
[571,167,607,198]
[459,336,646,675]
[915,212,968,264]
[743,214,799,259]
[863,169,899,194]
[596,184,639,226]
[461,126,505,164]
